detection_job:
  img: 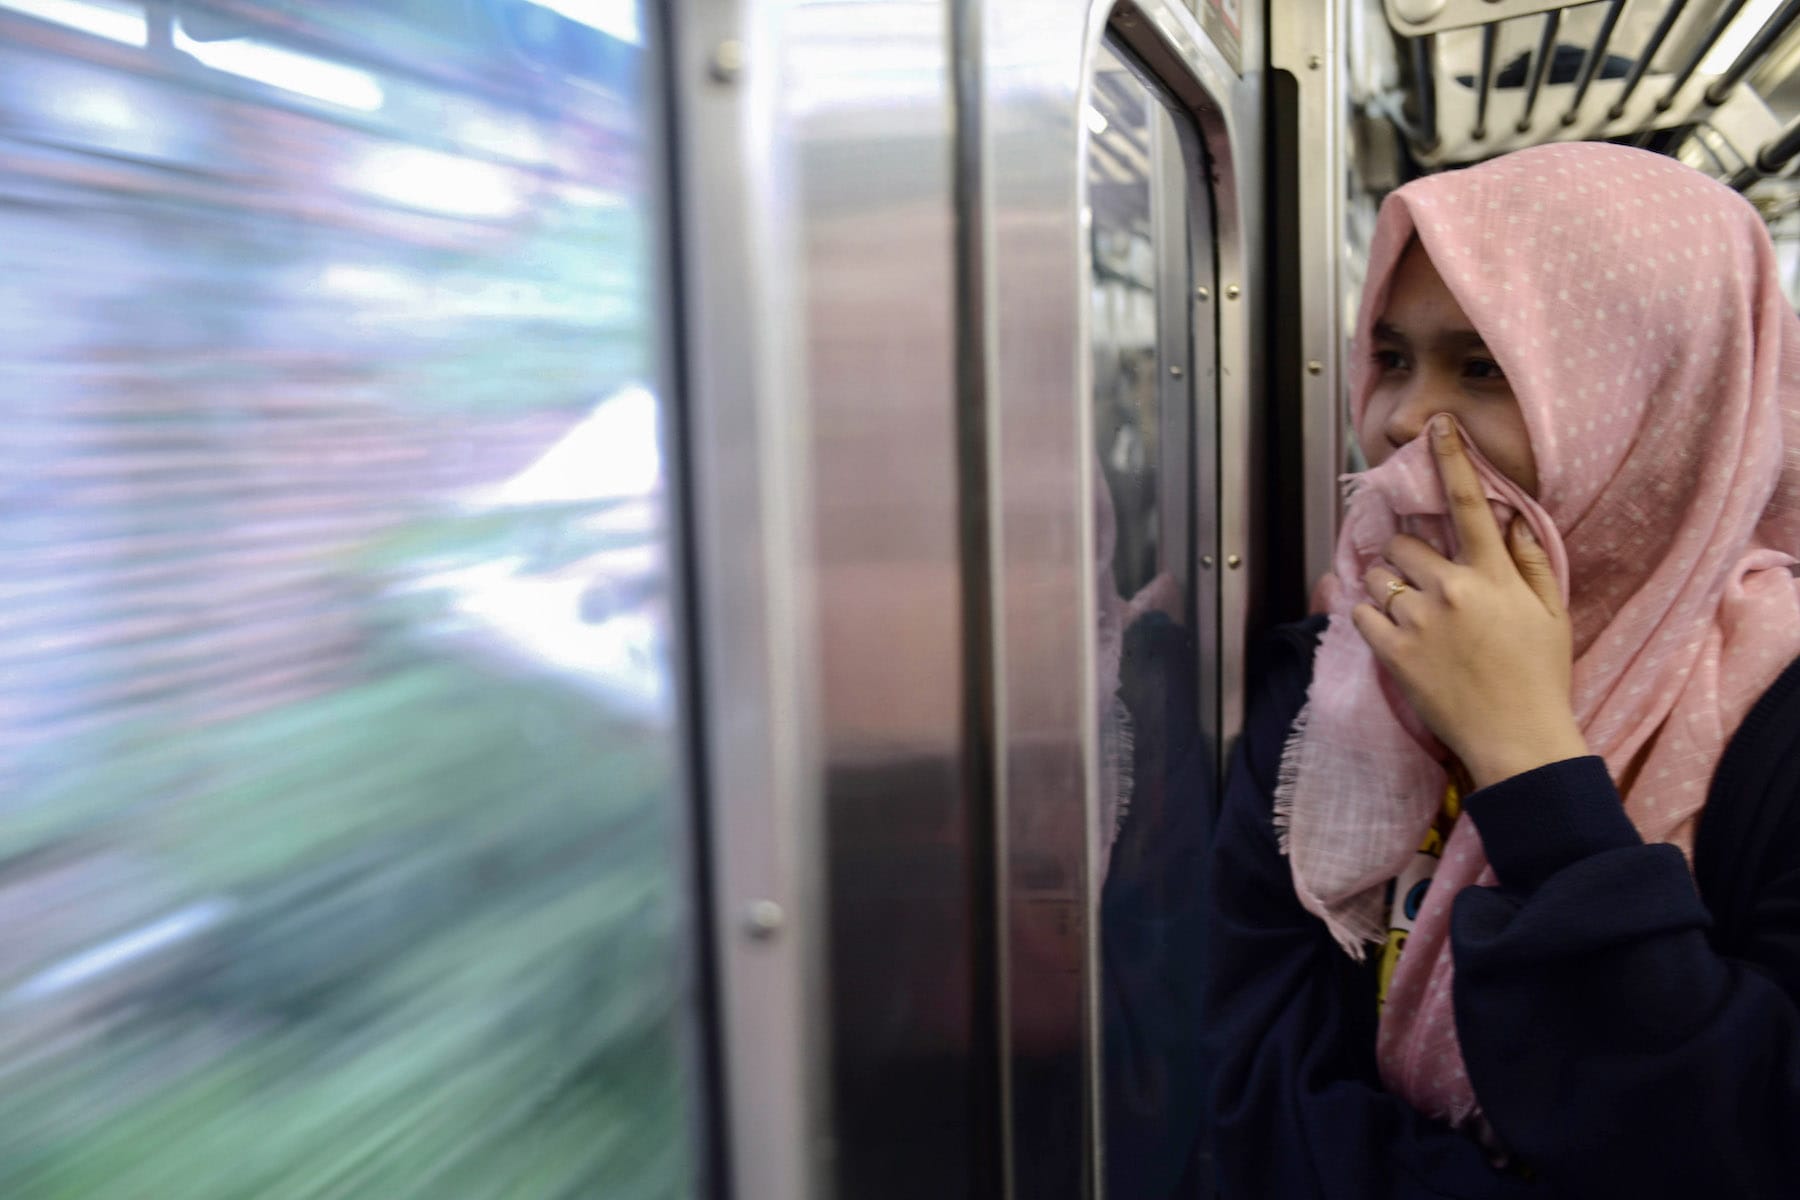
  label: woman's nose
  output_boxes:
[1384,382,1448,449]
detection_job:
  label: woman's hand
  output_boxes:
[1350,415,1588,790]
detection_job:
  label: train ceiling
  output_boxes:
[1372,0,1800,218]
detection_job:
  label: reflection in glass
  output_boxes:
[0,2,696,1196]
[0,0,147,46]
[1088,38,1215,1200]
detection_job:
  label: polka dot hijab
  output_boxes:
[1276,143,1800,1129]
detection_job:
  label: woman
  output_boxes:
[1202,141,1800,1198]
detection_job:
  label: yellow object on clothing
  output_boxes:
[1375,780,1463,1013]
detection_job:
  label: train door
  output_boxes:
[677,0,1264,1195]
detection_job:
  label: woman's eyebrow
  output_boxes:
[1372,321,1408,344]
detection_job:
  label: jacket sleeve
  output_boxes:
[1453,756,1800,1197]
[1201,628,1539,1200]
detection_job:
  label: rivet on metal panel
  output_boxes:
[1226,554,1243,569]
[743,899,784,940]
[1307,54,1322,70]
[1307,359,1323,375]
[1201,555,1215,569]
[1225,284,1241,300]
[709,40,744,84]
[1170,364,1184,378]
[1197,286,1211,301]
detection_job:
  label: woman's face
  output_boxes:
[1358,240,1539,496]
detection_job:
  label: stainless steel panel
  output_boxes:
[982,0,1100,1187]
[682,1,983,1197]
[798,12,983,1188]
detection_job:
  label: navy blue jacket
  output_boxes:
[1202,617,1800,1198]
[1103,612,1215,1199]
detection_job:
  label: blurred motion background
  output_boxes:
[0,0,699,1196]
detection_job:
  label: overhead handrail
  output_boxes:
[1730,109,1800,186]
[1517,10,1562,132]
[1758,110,1800,170]
[1563,0,1626,124]
[1609,0,1691,120]
[1474,23,1497,139]
[1703,0,1800,105]
[1656,0,1751,112]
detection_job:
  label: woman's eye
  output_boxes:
[1373,349,1407,372]
[1464,358,1506,381]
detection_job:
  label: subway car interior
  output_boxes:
[0,0,1797,1197]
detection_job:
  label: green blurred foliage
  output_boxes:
[0,655,695,1200]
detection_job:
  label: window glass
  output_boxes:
[0,2,698,1195]
[1087,35,1218,1199]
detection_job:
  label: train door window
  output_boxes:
[1086,32,1220,1199]
[0,1,705,1195]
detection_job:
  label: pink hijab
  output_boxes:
[1279,142,1800,1128]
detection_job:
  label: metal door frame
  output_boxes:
[1271,0,1347,605]
[671,3,829,1198]
[977,0,1263,1192]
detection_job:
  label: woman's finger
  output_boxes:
[1384,534,1453,593]
[1363,564,1420,625]
[1430,414,1507,569]
[1350,602,1404,659]
[1507,516,1563,615]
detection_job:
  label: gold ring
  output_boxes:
[1382,578,1411,617]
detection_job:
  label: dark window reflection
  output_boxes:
[0,1,697,1195]
[1088,38,1215,1200]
